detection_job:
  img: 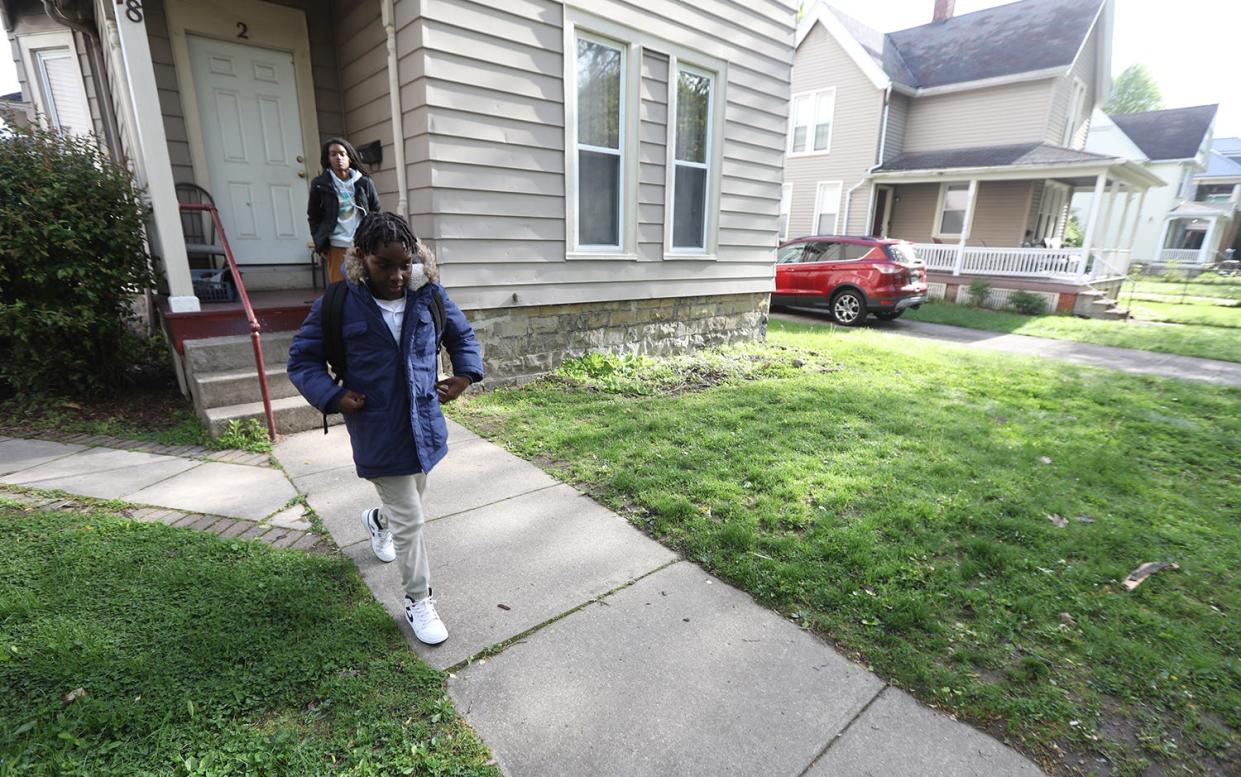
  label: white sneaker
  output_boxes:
[361,508,395,562]
[404,594,448,645]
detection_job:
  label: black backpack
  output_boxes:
[319,280,446,433]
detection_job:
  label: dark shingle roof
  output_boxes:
[1109,105,1217,161]
[0,91,22,102]
[875,142,1115,172]
[822,0,1104,90]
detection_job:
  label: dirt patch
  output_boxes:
[0,384,195,439]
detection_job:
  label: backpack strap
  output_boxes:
[320,280,349,434]
[429,287,446,354]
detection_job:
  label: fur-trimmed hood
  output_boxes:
[344,240,440,288]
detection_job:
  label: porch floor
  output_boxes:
[160,288,321,354]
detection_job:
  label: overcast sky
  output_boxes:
[2,0,1237,137]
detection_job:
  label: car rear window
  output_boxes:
[884,243,920,265]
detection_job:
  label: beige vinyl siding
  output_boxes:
[144,0,346,187]
[638,50,668,261]
[884,92,909,162]
[887,181,1032,245]
[334,0,399,207]
[143,0,193,183]
[784,20,884,239]
[886,182,938,243]
[410,0,794,309]
[1047,22,1098,148]
[902,78,1057,152]
[968,181,1033,246]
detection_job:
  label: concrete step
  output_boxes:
[192,365,300,410]
[204,394,343,438]
[184,331,296,375]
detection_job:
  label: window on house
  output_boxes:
[789,89,835,155]
[1062,78,1087,147]
[813,181,841,235]
[937,183,971,236]
[34,48,91,136]
[672,66,712,250]
[575,35,625,249]
[778,183,793,241]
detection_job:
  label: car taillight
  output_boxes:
[876,264,902,275]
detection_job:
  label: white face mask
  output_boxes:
[407,262,428,289]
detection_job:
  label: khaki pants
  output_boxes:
[369,473,430,600]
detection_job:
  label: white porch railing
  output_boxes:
[912,244,1132,281]
[1157,248,1207,264]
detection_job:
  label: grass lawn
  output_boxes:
[1127,299,1241,330]
[450,323,1241,776]
[0,498,497,776]
[1128,277,1241,303]
[904,303,1241,363]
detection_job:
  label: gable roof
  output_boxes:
[799,0,1105,93]
[1108,105,1217,161]
[1213,137,1241,157]
[1197,150,1241,180]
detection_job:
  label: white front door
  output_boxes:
[187,35,309,264]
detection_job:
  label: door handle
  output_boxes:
[296,154,304,163]
[298,170,306,178]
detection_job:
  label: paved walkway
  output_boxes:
[774,311,1241,386]
[276,422,1046,777]
[2,427,1047,775]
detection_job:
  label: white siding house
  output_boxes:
[4,0,797,407]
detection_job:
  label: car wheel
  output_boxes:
[830,289,866,326]
[874,311,903,321]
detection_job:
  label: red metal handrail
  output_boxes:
[178,203,278,442]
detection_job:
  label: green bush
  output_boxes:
[1008,290,1047,315]
[967,279,992,307]
[1163,259,1183,282]
[0,122,155,397]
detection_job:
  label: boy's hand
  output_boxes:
[336,389,366,415]
[435,376,471,404]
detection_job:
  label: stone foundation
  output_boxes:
[462,293,771,386]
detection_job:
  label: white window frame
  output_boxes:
[778,183,793,242]
[16,30,92,137]
[564,8,725,262]
[666,61,716,255]
[661,52,725,260]
[565,29,632,256]
[788,88,836,157]
[1034,180,1070,242]
[1062,76,1087,147]
[812,181,842,236]
[933,182,975,240]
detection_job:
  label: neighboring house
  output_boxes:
[787,0,1161,315]
[1192,138,1241,261]
[3,0,795,432]
[0,89,31,126]
[1084,104,1230,269]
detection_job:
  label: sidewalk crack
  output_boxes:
[795,684,889,777]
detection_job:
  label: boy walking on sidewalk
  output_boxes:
[287,212,483,645]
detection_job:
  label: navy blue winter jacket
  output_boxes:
[286,280,484,478]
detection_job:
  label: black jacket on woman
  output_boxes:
[307,171,381,253]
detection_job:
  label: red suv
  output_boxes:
[774,236,928,326]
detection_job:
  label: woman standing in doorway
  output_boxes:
[308,138,381,283]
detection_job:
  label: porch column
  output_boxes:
[1114,185,1134,249]
[953,179,979,276]
[114,2,197,312]
[1080,173,1107,279]
[1127,188,1147,255]
[1154,217,1172,264]
[1199,217,1220,265]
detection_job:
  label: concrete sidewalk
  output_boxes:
[277,422,1047,777]
[775,311,1241,386]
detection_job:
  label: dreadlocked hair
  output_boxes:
[344,211,439,285]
